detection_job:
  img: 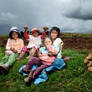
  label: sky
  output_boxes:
[0,0,92,35]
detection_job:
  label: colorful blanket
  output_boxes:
[19,58,66,85]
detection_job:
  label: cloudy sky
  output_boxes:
[0,0,92,35]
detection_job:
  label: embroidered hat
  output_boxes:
[31,27,40,34]
[10,26,19,32]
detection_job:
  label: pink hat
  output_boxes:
[31,27,40,34]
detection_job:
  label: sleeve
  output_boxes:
[40,47,43,54]
[40,32,47,39]
[54,38,64,48]
[17,39,24,53]
[6,39,11,50]
[24,31,29,39]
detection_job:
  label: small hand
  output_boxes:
[10,48,17,53]
[48,52,53,56]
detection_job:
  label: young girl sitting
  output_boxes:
[49,26,71,60]
[49,27,63,58]
[16,27,46,60]
[0,27,24,74]
[23,36,59,84]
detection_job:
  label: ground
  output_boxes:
[0,33,92,50]
[0,33,92,92]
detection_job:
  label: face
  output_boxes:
[44,38,52,46]
[12,31,18,40]
[32,32,39,37]
[50,30,58,39]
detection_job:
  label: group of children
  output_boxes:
[0,26,64,84]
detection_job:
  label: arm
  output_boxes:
[6,39,11,50]
[46,45,59,55]
[17,39,24,53]
[40,31,47,39]
[24,31,29,39]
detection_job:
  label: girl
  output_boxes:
[49,26,71,60]
[23,36,59,84]
[49,27,63,58]
[16,27,46,60]
[0,27,24,74]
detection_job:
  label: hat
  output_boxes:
[10,26,19,32]
[31,27,40,34]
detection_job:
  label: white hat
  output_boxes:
[10,26,19,32]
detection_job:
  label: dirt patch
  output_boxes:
[62,37,92,50]
[0,37,92,50]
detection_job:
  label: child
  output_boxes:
[49,27,63,58]
[49,26,71,60]
[23,36,59,84]
[16,27,46,60]
[20,26,29,39]
[0,27,24,74]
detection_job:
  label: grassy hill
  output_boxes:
[0,47,92,92]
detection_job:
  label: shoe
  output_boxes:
[0,64,9,74]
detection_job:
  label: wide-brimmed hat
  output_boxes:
[10,26,19,32]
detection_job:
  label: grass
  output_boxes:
[0,32,92,38]
[0,47,92,92]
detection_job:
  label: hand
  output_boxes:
[13,49,17,53]
[10,47,14,51]
[43,26,48,32]
[48,52,53,56]
[10,48,17,53]
[45,45,52,50]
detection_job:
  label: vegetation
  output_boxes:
[0,47,92,92]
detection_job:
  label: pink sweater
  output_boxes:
[6,38,24,53]
[39,45,59,65]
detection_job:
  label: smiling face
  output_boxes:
[44,37,52,46]
[12,31,18,40]
[32,31,39,37]
[50,30,58,40]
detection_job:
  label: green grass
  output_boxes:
[0,47,92,92]
[0,35,8,37]
[0,32,92,38]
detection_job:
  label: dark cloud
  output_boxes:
[62,0,92,20]
[0,0,92,34]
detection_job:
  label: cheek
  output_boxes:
[55,34,58,37]
[15,35,18,38]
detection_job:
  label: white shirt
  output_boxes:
[27,35,42,49]
[53,38,63,58]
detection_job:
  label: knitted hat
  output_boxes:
[10,26,19,32]
[31,27,40,34]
